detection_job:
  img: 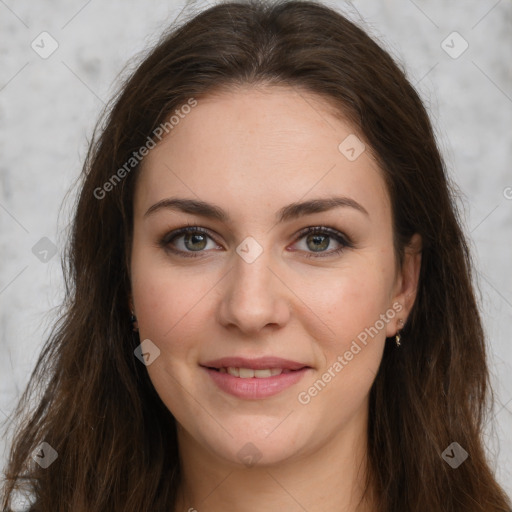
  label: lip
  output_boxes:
[202,366,311,399]
[200,356,312,400]
[200,356,310,371]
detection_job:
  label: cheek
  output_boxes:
[295,265,391,425]
[130,260,213,418]
[305,261,394,341]
[132,263,211,344]
[300,254,395,403]
[130,230,214,330]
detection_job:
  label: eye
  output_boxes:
[159,225,353,259]
[159,226,221,257]
[291,226,352,258]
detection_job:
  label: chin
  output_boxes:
[198,424,309,468]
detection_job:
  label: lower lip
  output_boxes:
[202,367,311,399]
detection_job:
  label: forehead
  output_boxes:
[135,85,389,224]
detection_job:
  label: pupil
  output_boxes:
[308,234,329,252]
[185,233,207,251]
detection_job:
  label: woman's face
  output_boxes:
[130,86,420,466]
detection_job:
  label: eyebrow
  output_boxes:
[144,196,369,223]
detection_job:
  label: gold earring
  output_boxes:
[395,318,404,347]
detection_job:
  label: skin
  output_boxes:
[130,85,422,512]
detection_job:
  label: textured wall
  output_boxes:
[1,0,511,498]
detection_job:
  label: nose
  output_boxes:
[216,247,291,335]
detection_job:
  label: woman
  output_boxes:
[1,0,510,510]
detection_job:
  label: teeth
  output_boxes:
[239,367,254,378]
[222,367,284,378]
[227,367,239,377]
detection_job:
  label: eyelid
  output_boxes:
[293,225,352,246]
[159,225,222,256]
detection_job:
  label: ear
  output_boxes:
[386,233,422,337]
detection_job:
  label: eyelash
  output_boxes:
[158,224,353,259]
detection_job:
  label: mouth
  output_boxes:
[200,355,311,372]
[206,366,306,378]
[200,356,312,399]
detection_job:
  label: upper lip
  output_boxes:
[201,356,310,371]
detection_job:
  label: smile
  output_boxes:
[202,365,311,399]
[216,367,295,377]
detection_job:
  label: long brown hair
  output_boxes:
[2,1,511,510]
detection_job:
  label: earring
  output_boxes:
[395,318,404,347]
[131,311,139,332]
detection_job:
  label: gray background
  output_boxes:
[1,0,511,497]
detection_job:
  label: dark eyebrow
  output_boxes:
[144,196,369,222]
